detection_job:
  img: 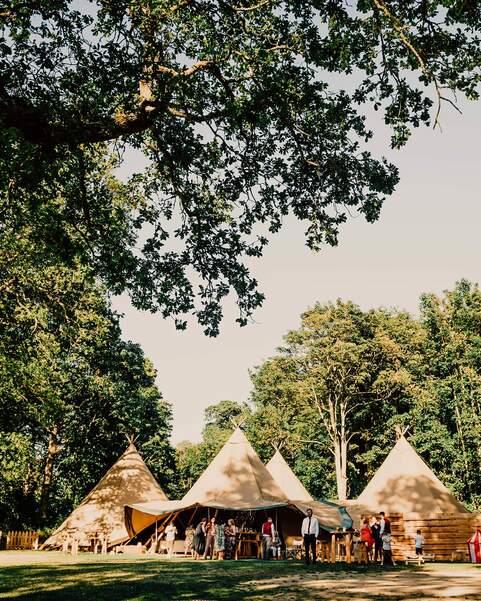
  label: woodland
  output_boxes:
[1,0,481,531]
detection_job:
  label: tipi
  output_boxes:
[356,435,467,516]
[125,428,351,542]
[181,428,288,509]
[266,450,313,502]
[42,443,167,548]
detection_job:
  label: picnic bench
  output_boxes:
[405,553,435,565]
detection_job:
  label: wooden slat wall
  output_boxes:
[5,531,40,550]
[389,513,481,561]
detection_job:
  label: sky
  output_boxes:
[113,98,481,445]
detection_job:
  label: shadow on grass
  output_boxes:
[2,558,479,601]
[0,559,409,601]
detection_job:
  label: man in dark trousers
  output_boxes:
[261,516,274,560]
[301,508,319,565]
[371,516,382,562]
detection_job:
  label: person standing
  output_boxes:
[224,519,237,560]
[381,530,396,566]
[271,527,282,560]
[203,517,217,559]
[261,517,274,560]
[301,508,319,565]
[164,523,177,558]
[360,519,374,561]
[192,517,207,560]
[214,521,225,560]
[379,512,390,537]
[415,529,424,557]
[371,516,382,562]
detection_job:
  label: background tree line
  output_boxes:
[176,281,481,511]
[2,271,480,532]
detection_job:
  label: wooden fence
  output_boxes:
[3,530,40,550]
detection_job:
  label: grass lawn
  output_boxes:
[0,552,480,601]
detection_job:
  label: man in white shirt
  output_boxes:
[301,508,319,565]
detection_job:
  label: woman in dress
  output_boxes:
[214,521,225,560]
[224,518,237,560]
[360,519,375,561]
[203,517,216,559]
[192,517,207,560]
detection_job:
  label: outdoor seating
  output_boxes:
[405,553,435,565]
[318,541,331,562]
[285,538,303,560]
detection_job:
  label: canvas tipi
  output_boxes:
[42,443,167,549]
[126,428,351,541]
[266,450,313,502]
[355,435,467,516]
[180,428,288,509]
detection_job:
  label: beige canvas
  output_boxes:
[42,443,167,548]
[355,435,467,516]
[181,428,288,509]
[266,450,313,502]
[125,429,351,537]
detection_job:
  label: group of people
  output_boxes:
[187,517,238,560]
[358,511,396,565]
[260,516,282,560]
[163,509,424,565]
[358,511,425,565]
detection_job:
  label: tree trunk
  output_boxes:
[334,437,347,501]
[39,425,60,521]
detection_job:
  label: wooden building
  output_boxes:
[346,435,481,561]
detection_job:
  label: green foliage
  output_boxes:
[249,301,421,500]
[0,222,175,529]
[175,284,481,509]
[2,2,481,333]
[415,280,481,509]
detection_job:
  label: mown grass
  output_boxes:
[0,552,478,601]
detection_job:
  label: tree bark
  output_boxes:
[39,424,60,521]
[334,438,347,501]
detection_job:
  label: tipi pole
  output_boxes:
[330,533,336,563]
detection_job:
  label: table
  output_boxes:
[236,532,261,559]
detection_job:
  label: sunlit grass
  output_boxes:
[0,552,479,601]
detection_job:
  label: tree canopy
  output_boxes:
[246,283,481,508]
[0,222,175,529]
[2,1,481,332]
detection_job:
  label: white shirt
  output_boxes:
[415,534,424,548]
[165,524,177,541]
[382,533,392,550]
[380,517,386,535]
[301,515,319,537]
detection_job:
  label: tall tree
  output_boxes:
[250,302,420,500]
[2,2,481,332]
[416,280,481,509]
[0,225,175,527]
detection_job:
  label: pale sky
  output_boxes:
[113,98,481,445]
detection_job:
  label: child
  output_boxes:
[271,532,282,559]
[381,532,396,566]
[415,529,424,556]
